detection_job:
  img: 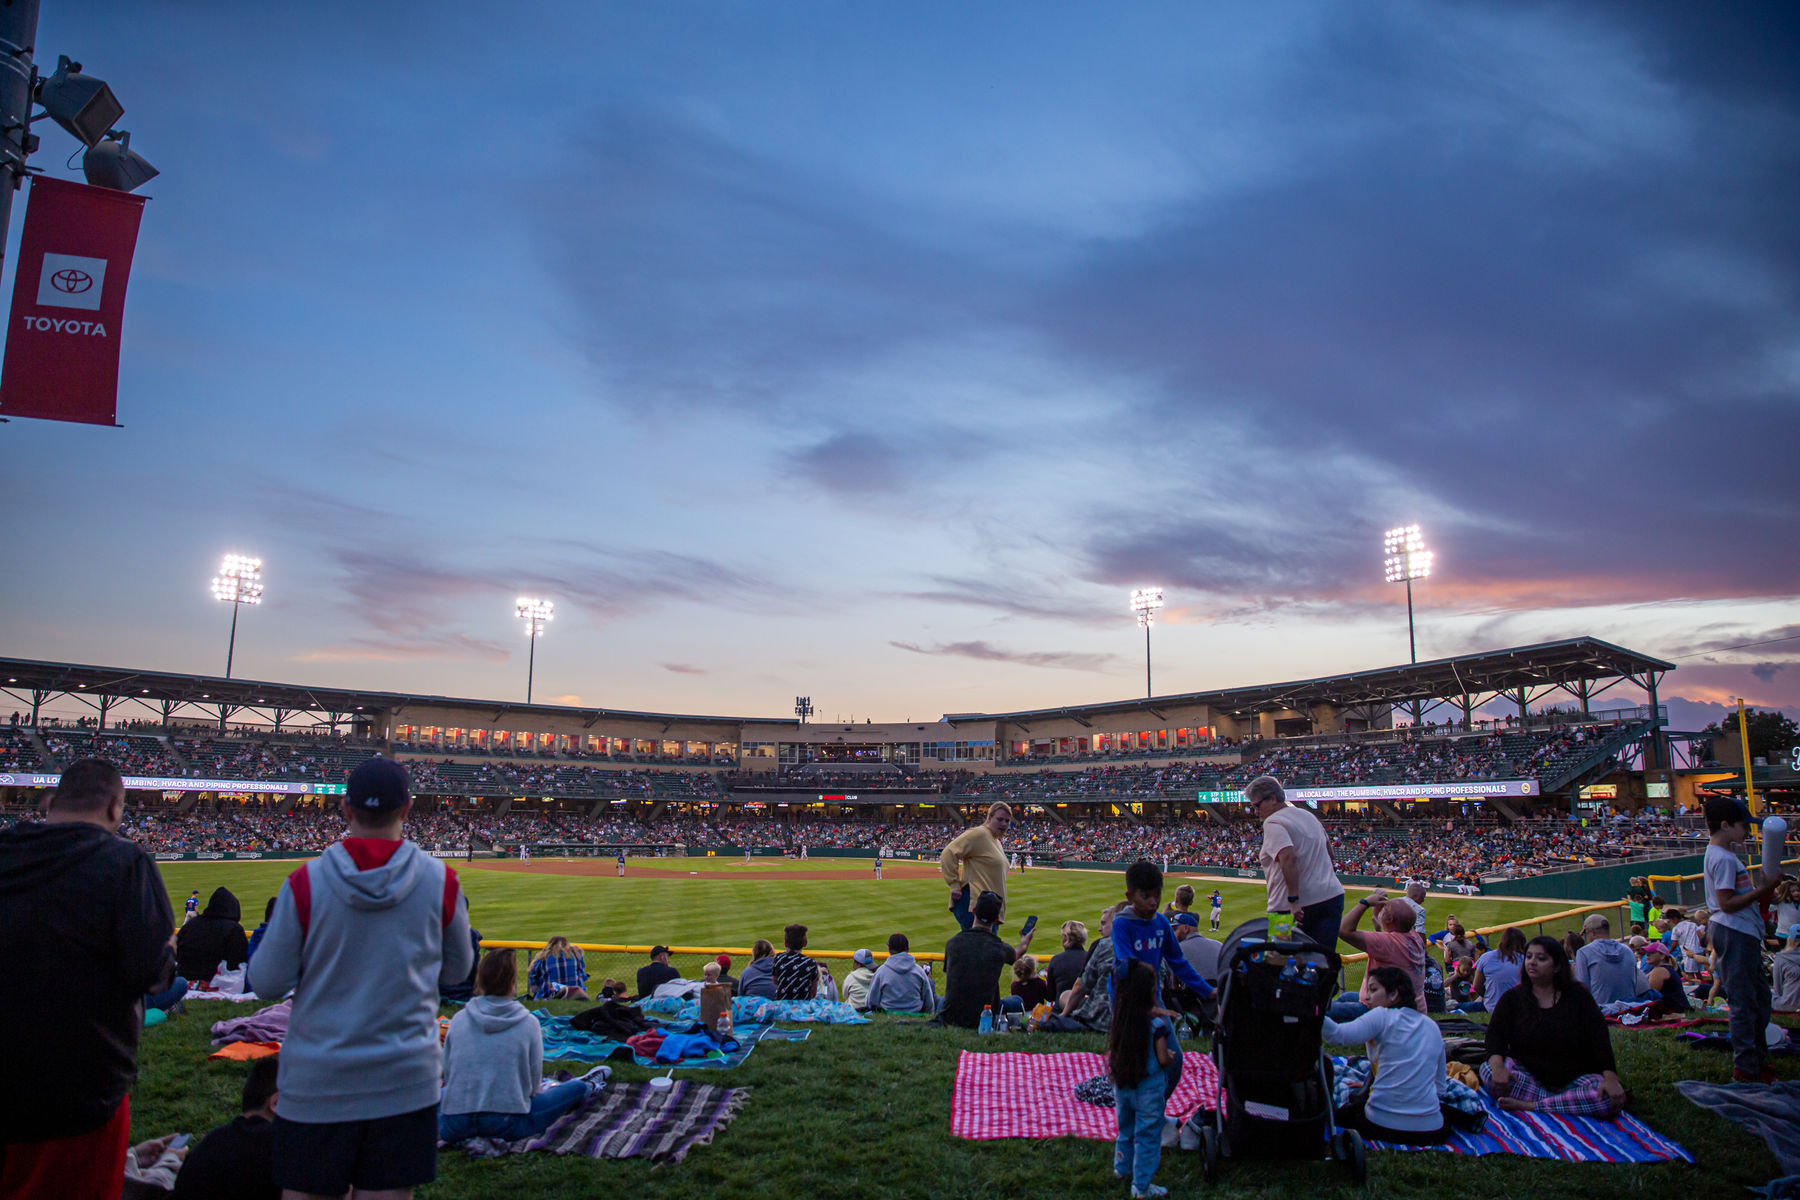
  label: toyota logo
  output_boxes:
[50,268,94,294]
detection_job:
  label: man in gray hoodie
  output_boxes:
[1573,914,1649,1005]
[863,933,937,1012]
[248,757,475,1200]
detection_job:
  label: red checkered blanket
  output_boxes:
[951,1051,1221,1141]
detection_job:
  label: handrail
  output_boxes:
[478,939,945,963]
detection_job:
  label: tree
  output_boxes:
[1704,708,1800,763]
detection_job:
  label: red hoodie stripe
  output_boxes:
[287,865,312,937]
[443,866,460,928]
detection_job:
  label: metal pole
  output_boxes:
[225,600,239,678]
[526,628,536,704]
[1406,577,1417,663]
[1144,623,1152,698]
[0,0,41,276]
[1739,697,1760,815]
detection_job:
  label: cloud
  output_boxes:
[661,663,708,676]
[290,633,510,664]
[889,639,1118,672]
[897,574,1120,626]
[549,694,585,705]
[1752,662,1788,684]
[787,432,908,495]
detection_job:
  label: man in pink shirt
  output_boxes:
[1330,890,1427,1022]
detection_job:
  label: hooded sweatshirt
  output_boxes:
[441,994,542,1117]
[737,955,778,999]
[0,819,175,1140]
[842,965,876,1009]
[863,951,936,1012]
[1573,937,1649,1005]
[176,886,249,981]
[246,838,475,1122]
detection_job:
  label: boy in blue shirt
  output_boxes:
[1113,860,1215,1143]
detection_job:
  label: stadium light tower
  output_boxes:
[211,554,263,679]
[795,695,813,725]
[1382,525,1432,664]
[515,597,553,704]
[1130,587,1164,698]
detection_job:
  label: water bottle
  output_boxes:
[979,1005,994,1034]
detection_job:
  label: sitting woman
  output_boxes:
[737,939,779,999]
[527,936,590,1001]
[1007,955,1051,1013]
[1323,966,1449,1144]
[1482,935,1626,1117]
[1457,927,1527,1014]
[440,949,598,1143]
[1642,941,1691,1014]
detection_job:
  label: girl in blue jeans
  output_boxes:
[439,949,601,1143]
[1109,961,1175,1199]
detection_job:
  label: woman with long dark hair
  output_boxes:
[1482,935,1625,1116]
[1107,960,1173,1199]
[1325,965,1450,1143]
[1458,926,1528,1014]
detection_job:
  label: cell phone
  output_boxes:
[167,1134,191,1151]
[1020,914,1038,938]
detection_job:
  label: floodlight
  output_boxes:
[213,554,264,678]
[1129,587,1165,698]
[36,55,124,148]
[83,130,158,192]
[515,597,553,702]
[1383,524,1432,583]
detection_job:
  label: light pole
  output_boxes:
[211,554,263,678]
[795,696,813,724]
[515,597,553,704]
[1384,524,1432,726]
[1130,587,1163,698]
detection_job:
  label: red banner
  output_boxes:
[0,176,148,426]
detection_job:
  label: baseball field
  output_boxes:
[130,857,1784,1197]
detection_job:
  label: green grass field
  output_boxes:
[135,857,1773,1198]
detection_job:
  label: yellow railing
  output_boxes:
[478,940,945,963]
[1649,853,1800,894]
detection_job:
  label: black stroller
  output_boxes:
[1193,916,1365,1185]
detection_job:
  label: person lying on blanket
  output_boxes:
[1481,935,1627,1118]
[1323,965,1450,1144]
[439,949,602,1144]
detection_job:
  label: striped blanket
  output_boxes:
[950,1050,1693,1163]
[453,1080,747,1163]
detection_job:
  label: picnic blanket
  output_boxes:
[639,995,868,1025]
[950,1051,1692,1163]
[1676,1080,1800,1175]
[210,1000,290,1046]
[207,1041,280,1061]
[452,1079,746,1163]
[951,1052,1219,1139]
[535,1010,809,1068]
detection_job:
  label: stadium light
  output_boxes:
[82,128,158,192]
[211,554,263,679]
[515,596,553,704]
[1382,525,1431,664]
[1130,587,1164,698]
[34,55,123,148]
[795,696,814,725]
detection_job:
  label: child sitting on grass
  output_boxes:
[1109,960,1175,1199]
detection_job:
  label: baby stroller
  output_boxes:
[1193,916,1364,1185]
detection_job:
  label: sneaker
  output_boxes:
[576,1063,613,1086]
[1160,1116,1180,1148]
[1131,1185,1168,1199]
[1178,1117,1204,1152]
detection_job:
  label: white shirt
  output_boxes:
[1705,845,1764,940]
[1258,804,1346,911]
[1322,1006,1446,1132]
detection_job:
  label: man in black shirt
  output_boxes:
[635,946,681,998]
[941,891,1036,1028]
[772,924,821,1000]
[172,1056,279,1200]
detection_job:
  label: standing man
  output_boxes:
[874,857,883,881]
[1403,880,1428,932]
[1209,889,1224,932]
[1249,776,1346,951]
[185,889,201,924]
[940,803,1012,930]
[0,759,176,1200]
[616,849,626,878]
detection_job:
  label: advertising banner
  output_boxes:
[0,176,148,425]
[1287,779,1539,803]
[0,771,345,795]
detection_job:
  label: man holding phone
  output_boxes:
[940,891,1036,1028]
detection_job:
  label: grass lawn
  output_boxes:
[133,1000,1778,1198]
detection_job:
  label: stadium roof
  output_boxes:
[0,635,1673,731]
[958,637,1674,723]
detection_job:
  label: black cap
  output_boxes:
[974,890,1004,924]
[650,945,671,957]
[347,756,409,812]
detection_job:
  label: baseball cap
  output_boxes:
[650,945,671,957]
[853,948,875,967]
[347,756,409,812]
[716,953,732,968]
[973,890,1004,924]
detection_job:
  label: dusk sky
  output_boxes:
[1,2,1795,728]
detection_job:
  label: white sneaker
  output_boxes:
[1160,1116,1180,1148]
[1178,1117,1204,1152]
[576,1064,612,1086]
[1131,1185,1168,1199]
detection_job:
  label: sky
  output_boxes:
[0,1,1796,729]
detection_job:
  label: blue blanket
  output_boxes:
[533,1010,810,1069]
[639,995,869,1025]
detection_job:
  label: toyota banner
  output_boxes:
[0,176,149,426]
